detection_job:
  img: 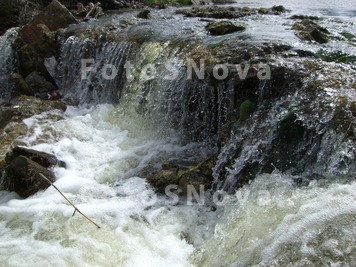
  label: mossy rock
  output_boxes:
[205,20,247,35]
[237,99,257,124]
[292,19,330,44]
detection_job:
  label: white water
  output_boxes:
[0,28,17,102]
[0,105,354,266]
[0,104,216,266]
[1,0,355,265]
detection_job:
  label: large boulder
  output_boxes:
[3,156,56,198]
[14,0,77,82]
[5,146,66,168]
[1,146,65,198]
[292,19,331,43]
[25,71,56,95]
[205,20,246,35]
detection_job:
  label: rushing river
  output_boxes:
[0,0,355,266]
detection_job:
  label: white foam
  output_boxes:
[0,104,214,266]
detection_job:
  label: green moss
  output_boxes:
[315,50,356,64]
[340,31,355,41]
[237,100,257,124]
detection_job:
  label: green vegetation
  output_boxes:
[316,50,356,64]
[340,31,355,41]
[145,0,192,7]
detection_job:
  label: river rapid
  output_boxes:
[0,0,355,266]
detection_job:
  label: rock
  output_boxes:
[271,5,286,14]
[137,9,151,19]
[178,171,212,192]
[292,19,330,44]
[25,71,56,95]
[205,20,246,35]
[289,14,320,21]
[0,0,23,35]
[14,0,77,79]
[177,5,288,19]
[0,110,15,129]
[237,99,257,124]
[198,154,217,177]
[10,73,33,96]
[2,156,56,198]
[147,168,179,191]
[5,146,66,169]
[0,95,66,173]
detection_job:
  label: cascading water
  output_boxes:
[0,28,17,103]
[56,36,133,105]
[116,41,231,141]
[0,0,355,266]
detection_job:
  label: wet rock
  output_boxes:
[198,154,216,177]
[289,14,321,21]
[10,73,33,96]
[237,99,257,124]
[147,168,179,191]
[2,156,56,198]
[205,20,246,35]
[177,5,288,19]
[25,71,56,95]
[179,171,212,192]
[137,9,151,19]
[0,95,66,167]
[147,155,215,192]
[5,146,66,169]
[263,113,318,173]
[271,5,286,14]
[0,0,23,35]
[14,0,77,79]
[292,19,330,44]
[0,110,16,129]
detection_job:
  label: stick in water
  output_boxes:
[39,173,101,229]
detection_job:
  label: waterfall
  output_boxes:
[0,28,17,103]
[56,36,133,105]
[117,41,231,141]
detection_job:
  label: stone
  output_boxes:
[292,19,330,44]
[0,95,66,166]
[198,154,217,177]
[14,0,77,79]
[205,20,246,35]
[3,156,56,198]
[146,168,179,191]
[10,73,33,96]
[271,5,286,14]
[178,171,212,192]
[137,9,151,19]
[0,110,15,129]
[176,5,288,19]
[237,99,257,124]
[25,71,56,95]
[0,0,23,35]
[5,146,66,169]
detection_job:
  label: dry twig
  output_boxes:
[39,173,101,229]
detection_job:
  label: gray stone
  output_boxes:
[206,20,246,35]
